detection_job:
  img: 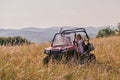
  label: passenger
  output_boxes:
[76,34,84,54]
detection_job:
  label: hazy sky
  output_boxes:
[0,0,120,29]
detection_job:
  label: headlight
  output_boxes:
[44,50,50,54]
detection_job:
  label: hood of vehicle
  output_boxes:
[45,46,74,51]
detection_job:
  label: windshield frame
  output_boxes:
[51,28,89,47]
[51,32,76,47]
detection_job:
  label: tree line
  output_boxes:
[96,23,120,38]
[0,36,31,46]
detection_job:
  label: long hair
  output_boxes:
[77,34,82,39]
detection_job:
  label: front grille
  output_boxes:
[51,50,61,54]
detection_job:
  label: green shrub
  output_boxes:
[0,36,31,46]
[96,27,116,38]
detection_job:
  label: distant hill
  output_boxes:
[0,27,104,43]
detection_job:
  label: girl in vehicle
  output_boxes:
[65,36,72,46]
[76,34,84,54]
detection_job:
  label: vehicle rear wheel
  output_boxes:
[79,53,96,64]
[79,53,89,64]
[89,53,96,63]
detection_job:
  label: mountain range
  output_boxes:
[0,27,106,43]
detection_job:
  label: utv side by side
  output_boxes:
[43,28,96,65]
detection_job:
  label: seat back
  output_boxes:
[84,43,95,53]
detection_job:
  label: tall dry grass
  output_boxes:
[0,36,120,80]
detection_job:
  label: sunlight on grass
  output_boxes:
[0,36,120,80]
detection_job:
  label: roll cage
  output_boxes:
[51,28,89,47]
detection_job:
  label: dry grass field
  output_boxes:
[0,36,120,80]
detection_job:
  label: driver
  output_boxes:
[66,36,72,46]
[76,34,84,54]
[61,34,72,46]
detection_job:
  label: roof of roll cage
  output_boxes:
[51,28,90,47]
[62,28,86,33]
[61,28,89,40]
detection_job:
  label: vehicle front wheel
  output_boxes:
[43,55,51,65]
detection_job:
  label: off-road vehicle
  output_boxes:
[43,28,96,65]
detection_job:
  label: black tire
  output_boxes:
[89,53,96,63]
[43,56,51,65]
[80,53,89,64]
[79,53,96,64]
